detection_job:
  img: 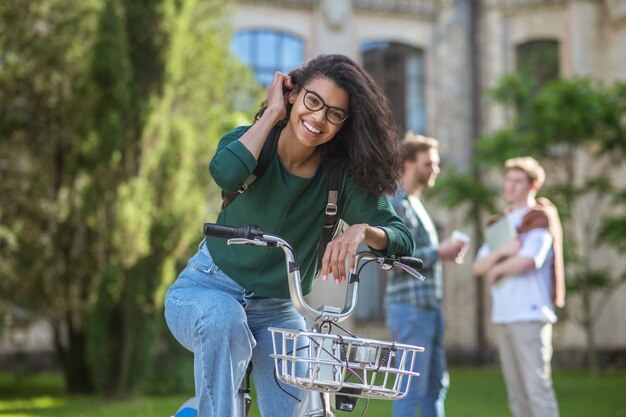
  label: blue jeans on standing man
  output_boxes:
[385,303,449,417]
[164,243,305,417]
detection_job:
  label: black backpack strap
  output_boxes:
[317,166,340,273]
[222,126,281,209]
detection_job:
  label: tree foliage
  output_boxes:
[0,0,262,395]
[435,74,626,373]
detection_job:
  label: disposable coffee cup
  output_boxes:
[451,230,471,245]
[451,230,470,264]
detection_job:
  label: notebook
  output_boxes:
[484,215,517,252]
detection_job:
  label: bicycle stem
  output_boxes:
[263,234,381,324]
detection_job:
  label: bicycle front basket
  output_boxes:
[268,328,424,400]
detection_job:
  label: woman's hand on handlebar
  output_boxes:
[321,224,367,284]
[321,223,390,284]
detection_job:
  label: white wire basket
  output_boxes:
[268,327,424,400]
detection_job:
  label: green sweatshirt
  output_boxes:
[205,125,415,299]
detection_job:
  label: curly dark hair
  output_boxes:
[254,54,401,196]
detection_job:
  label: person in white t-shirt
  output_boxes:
[473,157,564,417]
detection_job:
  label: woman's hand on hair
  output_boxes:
[264,71,293,124]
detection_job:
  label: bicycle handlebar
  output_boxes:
[203,222,423,324]
[397,256,424,271]
[203,223,264,240]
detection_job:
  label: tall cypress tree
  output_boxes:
[0,0,261,395]
[86,0,262,396]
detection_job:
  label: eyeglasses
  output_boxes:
[302,89,349,125]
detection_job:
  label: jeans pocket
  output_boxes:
[189,262,217,275]
[187,248,219,275]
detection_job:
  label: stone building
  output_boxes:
[229,0,626,361]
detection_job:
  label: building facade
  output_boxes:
[229,0,626,360]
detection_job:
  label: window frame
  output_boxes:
[231,29,304,87]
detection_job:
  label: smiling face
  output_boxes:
[287,76,349,149]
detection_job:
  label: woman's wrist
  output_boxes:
[363,224,387,250]
[261,106,284,125]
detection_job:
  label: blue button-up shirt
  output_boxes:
[384,190,443,308]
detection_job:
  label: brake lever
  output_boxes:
[377,258,395,270]
[396,263,425,281]
[227,238,268,246]
[376,257,426,281]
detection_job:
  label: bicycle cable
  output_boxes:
[328,321,357,338]
[306,334,363,384]
[273,342,311,404]
[273,316,380,413]
[359,398,370,417]
[273,370,301,403]
[356,258,380,276]
[324,322,367,384]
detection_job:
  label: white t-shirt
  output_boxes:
[477,207,557,324]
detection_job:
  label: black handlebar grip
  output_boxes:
[203,223,263,240]
[397,257,424,271]
[203,223,238,239]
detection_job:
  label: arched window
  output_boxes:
[516,40,560,86]
[231,30,304,86]
[361,41,426,134]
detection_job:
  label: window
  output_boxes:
[354,41,426,322]
[356,42,426,321]
[516,40,560,86]
[362,41,426,134]
[231,30,304,86]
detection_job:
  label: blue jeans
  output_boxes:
[385,303,449,417]
[164,244,306,417]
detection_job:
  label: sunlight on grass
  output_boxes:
[0,396,66,416]
[0,395,187,417]
[1,369,626,417]
[2,413,37,417]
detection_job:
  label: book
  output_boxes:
[484,215,517,252]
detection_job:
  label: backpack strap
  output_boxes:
[222,125,281,209]
[317,166,340,273]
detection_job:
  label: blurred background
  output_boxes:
[1,0,625,416]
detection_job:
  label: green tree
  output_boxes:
[0,0,261,395]
[0,0,102,392]
[436,75,626,374]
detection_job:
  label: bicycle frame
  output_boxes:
[174,225,424,417]
[229,233,353,417]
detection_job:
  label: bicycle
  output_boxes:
[173,223,425,417]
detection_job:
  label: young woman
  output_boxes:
[164,54,415,417]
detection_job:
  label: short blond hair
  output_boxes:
[401,131,439,163]
[505,156,545,187]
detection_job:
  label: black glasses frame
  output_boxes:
[302,89,349,125]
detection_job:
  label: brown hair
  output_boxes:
[401,131,439,164]
[505,156,545,187]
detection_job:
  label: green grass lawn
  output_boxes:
[1,368,625,417]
